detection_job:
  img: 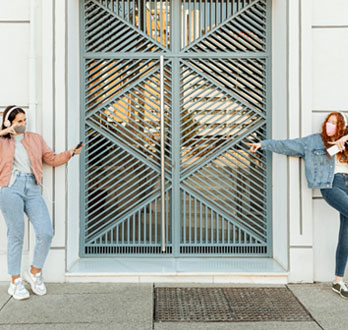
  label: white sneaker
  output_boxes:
[8,278,30,300]
[23,269,47,296]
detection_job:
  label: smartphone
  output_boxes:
[72,141,83,156]
[327,145,340,157]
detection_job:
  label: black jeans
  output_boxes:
[321,173,348,277]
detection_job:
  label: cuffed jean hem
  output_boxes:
[0,173,53,276]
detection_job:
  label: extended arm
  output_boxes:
[247,137,307,157]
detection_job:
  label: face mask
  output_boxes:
[14,125,26,134]
[326,122,336,136]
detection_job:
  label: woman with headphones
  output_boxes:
[0,105,83,300]
[247,111,348,299]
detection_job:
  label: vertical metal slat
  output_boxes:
[160,55,166,252]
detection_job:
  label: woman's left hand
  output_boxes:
[70,144,84,156]
[328,136,348,152]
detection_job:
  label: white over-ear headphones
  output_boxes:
[3,106,21,128]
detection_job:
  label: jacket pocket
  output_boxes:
[311,148,327,166]
[312,148,326,156]
[311,148,328,183]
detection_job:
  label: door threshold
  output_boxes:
[66,257,288,284]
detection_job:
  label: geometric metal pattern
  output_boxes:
[183,0,267,51]
[85,0,170,52]
[80,0,271,257]
[154,288,313,322]
[85,58,173,168]
[82,58,173,251]
[180,58,266,171]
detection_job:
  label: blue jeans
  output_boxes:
[0,173,53,276]
[321,173,348,277]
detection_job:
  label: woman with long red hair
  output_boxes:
[247,112,348,299]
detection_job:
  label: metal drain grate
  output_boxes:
[154,287,313,322]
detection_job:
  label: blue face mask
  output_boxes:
[14,125,26,134]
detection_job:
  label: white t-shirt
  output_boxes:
[334,155,348,174]
[9,134,32,186]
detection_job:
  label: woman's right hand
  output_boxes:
[0,124,17,136]
[328,135,348,152]
[246,142,261,153]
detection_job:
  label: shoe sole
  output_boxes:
[332,287,348,299]
[23,272,46,296]
[13,295,30,300]
[8,292,30,301]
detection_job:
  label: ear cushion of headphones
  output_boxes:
[4,120,11,128]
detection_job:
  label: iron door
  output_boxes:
[80,0,271,257]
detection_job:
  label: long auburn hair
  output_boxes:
[321,112,348,162]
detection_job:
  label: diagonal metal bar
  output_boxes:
[87,120,161,174]
[186,59,265,112]
[187,172,267,237]
[181,185,266,243]
[86,187,172,246]
[180,99,240,142]
[211,158,266,198]
[85,150,132,184]
[84,138,113,162]
[85,154,133,188]
[89,114,162,159]
[212,59,265,96]
[86,181,171,242]
[88,116,171,170]
[90,0,168,51]
[86,14,128,47]
[181,108,260,163]
[85,172,163,231]
[85,60,159,108]
[85,60,160,118]
[193,165,267,218]
[86,165,156,216]
[204,163,267,206]
[216,152,267,189]
[180,118,265,179]
[182,60,266,118]
[183,0,263,51]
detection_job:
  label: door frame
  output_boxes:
[68,0,289,264]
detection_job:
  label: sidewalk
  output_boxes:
[0,282,345,330]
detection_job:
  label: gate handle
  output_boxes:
[160,55,166,252]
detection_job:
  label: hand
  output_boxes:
[0,123,17,136]
[70,144,84,156]
[328,136,348,152]
[246,142,261,153]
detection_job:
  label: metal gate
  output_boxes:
[80,0,271,257]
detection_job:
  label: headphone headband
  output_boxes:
[3,106,21,128]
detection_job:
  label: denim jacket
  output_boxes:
[261,133,335,189]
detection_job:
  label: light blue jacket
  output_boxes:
[261,133,335,189]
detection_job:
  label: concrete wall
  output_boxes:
[312,0,348,282]
[0,0,32,280]
[0,0,69,282]
[286,0,314,283]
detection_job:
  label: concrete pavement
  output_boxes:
[0,282,344,330]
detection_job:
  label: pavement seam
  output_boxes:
[285,285,325,330]
[0,322,94,325]
[152,283,155,330]
[0,296,12,314]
